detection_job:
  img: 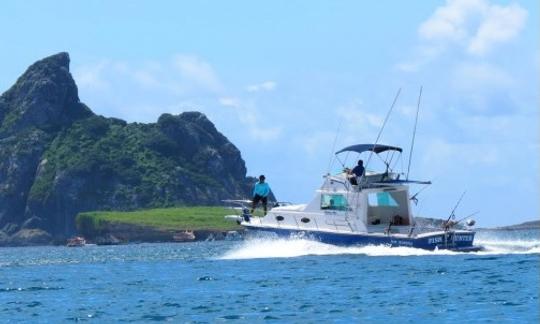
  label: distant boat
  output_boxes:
[67,236,86,247]
[225,143,481,252]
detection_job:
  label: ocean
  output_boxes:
[1,229,538,323]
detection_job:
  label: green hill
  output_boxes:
[0,53,255,246]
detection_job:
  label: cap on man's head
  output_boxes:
[259,175,266,180]
[358,160,364,165]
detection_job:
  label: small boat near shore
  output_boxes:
[66,236,86,247]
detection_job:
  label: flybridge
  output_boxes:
[334,143,431,189]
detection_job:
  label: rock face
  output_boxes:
[0,53,256,245]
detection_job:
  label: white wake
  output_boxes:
[219,235,540,260]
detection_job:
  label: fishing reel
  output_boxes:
[465,219,476,227]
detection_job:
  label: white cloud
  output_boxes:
[218,97,282,141]
[72,60,110,90]
[397,105,418,118]
[245,81,277,92]
[419,0,527,56]
[337,101,383,131]
[73,55,285,143]
[467,3,527,55]
[452,62,514,89]
[419,0,486,43]
[395,44,445,72]
[172,54,223,93]
[74,54,226,98]
[218,97,241,107]
[399,0,528,71]
[422,138,500,168]
[297,131,336,157]
[330,100,400,153]
[131,69,161,88]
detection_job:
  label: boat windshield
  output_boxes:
[320,194,348,211]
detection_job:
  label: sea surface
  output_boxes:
[1,229,538,323]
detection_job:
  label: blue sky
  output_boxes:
[0,0,538,226]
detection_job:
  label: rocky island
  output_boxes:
[0,53,256,246]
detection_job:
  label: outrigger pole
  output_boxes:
[364,88,401,173]
[327,118,344,173]
[406,86,423,180]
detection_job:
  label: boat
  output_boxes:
[225,143,481,252]
[66,236,86,247]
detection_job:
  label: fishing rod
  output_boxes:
[455,211,479,226]
[442,191,467,230]
[446,190,466,223]
[406,86,422,180]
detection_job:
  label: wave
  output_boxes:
[475,238,540,254]
[219,235,540,260]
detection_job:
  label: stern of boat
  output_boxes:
[414,230,480,251]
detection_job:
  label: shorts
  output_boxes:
[252,194,268,206]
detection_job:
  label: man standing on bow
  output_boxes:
[251,175,271,215]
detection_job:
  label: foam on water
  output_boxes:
[219,238,452,259]
[220,234,540,260]
[476,238,540,254]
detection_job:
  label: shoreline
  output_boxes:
[83,222,245,245]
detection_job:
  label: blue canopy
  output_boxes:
[335,144,403,155]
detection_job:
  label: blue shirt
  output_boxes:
[253,181,270,197]
[352,165,365,177]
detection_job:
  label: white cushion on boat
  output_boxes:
[272,204,307,211]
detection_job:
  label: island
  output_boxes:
[0,52,257,246]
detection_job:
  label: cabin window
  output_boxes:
[368,192,398,207]
[367,190,410,226]
[321,194,348,211]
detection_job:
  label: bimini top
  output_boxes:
[335,144,403,155]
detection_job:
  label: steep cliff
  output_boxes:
[0,53,255,245]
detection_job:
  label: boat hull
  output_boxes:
[243,225,480,252]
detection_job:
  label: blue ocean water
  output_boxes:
[1,230,538,323]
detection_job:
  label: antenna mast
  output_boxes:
[406,86,422,180]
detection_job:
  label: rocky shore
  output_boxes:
[0,223,243,246]
[82,222,244,245]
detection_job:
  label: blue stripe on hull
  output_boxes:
[244,226,477,251]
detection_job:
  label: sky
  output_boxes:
[0,0,538,227]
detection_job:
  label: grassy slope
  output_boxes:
[77,206,243,231]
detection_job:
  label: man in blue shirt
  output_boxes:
[348,159,365,185]
[352,160,365,178]
[251,175,271,215]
